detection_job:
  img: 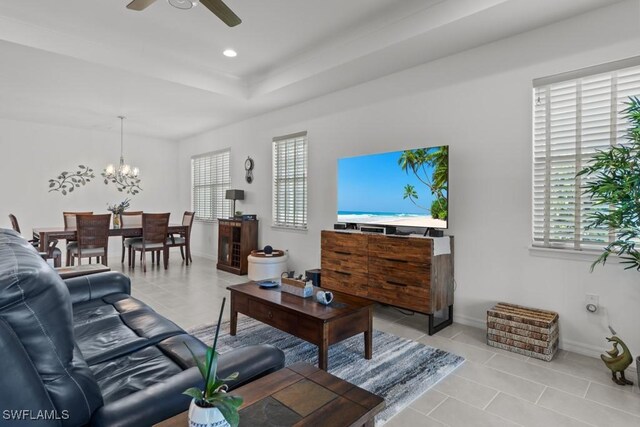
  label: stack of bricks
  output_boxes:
[487,302,559,361]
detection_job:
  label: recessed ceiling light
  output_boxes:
[223,49,237,58]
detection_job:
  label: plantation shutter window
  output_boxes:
[192,149,231,221]
[272,131,308,229]
[532,59,640,250]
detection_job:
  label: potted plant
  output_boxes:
[107,198,131,229]
[577,95,640,384]
[183,298,243,427]
[577,97,640,270]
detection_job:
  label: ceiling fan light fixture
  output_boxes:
[223,49,237,58]
[168,0,199,10]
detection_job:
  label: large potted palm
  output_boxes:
[577,95,640,385]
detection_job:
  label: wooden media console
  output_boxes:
[321,230,454,335]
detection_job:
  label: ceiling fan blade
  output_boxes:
[126,0,158,11]
[200,0,242,27]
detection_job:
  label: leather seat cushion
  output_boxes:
[75,315,150,365]
[69,247,106,256]
[131,241,165,250]
[167,237,186,245]
[73,293,152,325]
[66,241,78,249]
[74,301,184,365]
[124,237,142,246]
[91,345,183,404]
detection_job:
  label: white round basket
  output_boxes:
[247,251,289,281]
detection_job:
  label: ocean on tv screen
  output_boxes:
[337,146,448,228]
[337,211,447,228]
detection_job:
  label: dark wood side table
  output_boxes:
[216,219,258,275]
[55,264,111,279]
[154,363,384,427]
[228,282,375,371]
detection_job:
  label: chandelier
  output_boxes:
[103,116,142,195]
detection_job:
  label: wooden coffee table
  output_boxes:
[228,282,375,371]
[155,363,384,427]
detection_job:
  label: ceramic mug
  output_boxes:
[316,290,334,305]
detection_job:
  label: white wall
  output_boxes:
[0,118,182,254]
[178,1,640,358]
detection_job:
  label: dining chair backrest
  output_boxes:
[76,214,111,250]
[121,211,144,228]
[8,214,20,233]
[63,211,93,229]
[182,211,195,231]
[142,213,170,246]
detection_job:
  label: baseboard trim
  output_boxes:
[192,250,216,261]
[560,338,607,360]
[453,313,486,330]
[452,312,613,362]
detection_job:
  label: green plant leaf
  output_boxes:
[213,400,240,427]
[220,394,243,409]
[220,372,239,382]
[205,352,219,397]
[183,387,203,400]
[184,344,207,380]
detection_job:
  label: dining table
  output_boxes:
[32,224,192,265]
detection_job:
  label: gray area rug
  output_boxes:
[190,316,464,425]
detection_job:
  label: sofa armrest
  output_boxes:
[64,272,131,304]
[218,344,286,390]
[89,367,203,427]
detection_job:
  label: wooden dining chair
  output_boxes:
[120,211,143,265]
[8,213,62,267]
[166,211,195,264]
[68,214,111,266]
[63,211,93,265]
[130,213,170,272]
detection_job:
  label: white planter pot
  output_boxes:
[188,400,230,427]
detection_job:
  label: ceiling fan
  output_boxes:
[126,0,241,27]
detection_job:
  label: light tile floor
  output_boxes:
[109,254,640,427]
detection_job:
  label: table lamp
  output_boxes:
[225,189,245,218]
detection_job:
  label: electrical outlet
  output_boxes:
[585,294,599,313]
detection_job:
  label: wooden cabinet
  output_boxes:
[216,219,258,275]
[321,230,454,334]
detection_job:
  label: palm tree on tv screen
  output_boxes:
[399,146,448,220]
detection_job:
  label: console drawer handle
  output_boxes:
[387,280,408,287]
[268,310,273,319]
[335,250,352,255]
[335,271,352,276]
[384,258,408,263]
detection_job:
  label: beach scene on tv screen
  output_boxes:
[338,146,448,228]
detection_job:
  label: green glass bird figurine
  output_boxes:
[601,335,634,386]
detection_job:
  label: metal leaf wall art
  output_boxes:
[48,165,95,196]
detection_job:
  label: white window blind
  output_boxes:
[192,149,231,221]
[533,61,640,250]
[272,132,308,229]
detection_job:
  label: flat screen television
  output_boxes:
[337,145,448,229]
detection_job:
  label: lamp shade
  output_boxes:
[225,189,245,201]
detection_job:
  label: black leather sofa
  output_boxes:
[0,228,285,426]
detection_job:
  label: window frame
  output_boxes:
[191,149,231,222]
[272,131,308,230]
[532,57,640,252]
